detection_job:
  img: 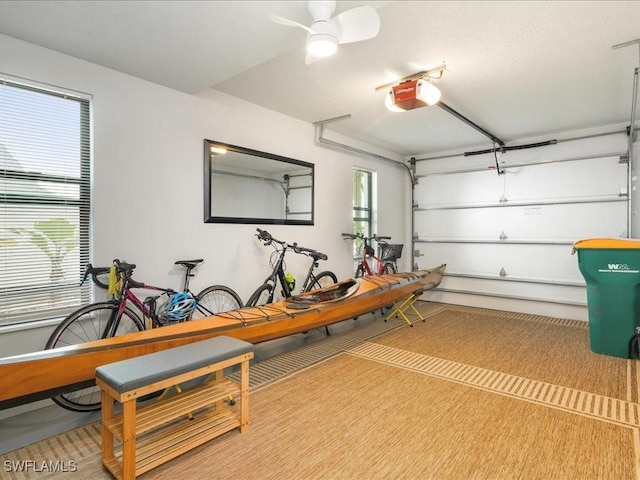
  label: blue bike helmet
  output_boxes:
[160,292,197,322]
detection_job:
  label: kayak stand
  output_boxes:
[385,289,425,327]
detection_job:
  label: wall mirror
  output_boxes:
[204,140,314,225]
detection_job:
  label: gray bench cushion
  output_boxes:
[95,336,254,394]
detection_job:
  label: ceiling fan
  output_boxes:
[269,1,381,64]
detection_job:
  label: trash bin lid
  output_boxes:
[572,238,640,253]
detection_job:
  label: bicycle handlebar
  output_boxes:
[80,259,139,290]
[84,258,188,296]
[80,264,111,289]
[113,259,136,274]
[255,228,328,261]
[256,228,273,244]
[342,232,392,242]
[107,259,146,289]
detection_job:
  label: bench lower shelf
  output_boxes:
[103,379,240,438]
[103,407,240,479]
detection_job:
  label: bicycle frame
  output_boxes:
[258,242,293,300]
[250,229,335,306]
[106,274,172,337]
[299,260,322,291]
[359,250,387,276]
[355,234,388,276]
[342,232,394,276]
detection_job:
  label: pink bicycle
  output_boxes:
[44,258,242,411]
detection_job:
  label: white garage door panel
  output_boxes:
[415,155,626,207]
[439,276,586,305]
[416,242,585,282]
[415,170,505,206]
[501,156,626,200]
[415,202,627,241]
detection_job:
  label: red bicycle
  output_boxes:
[342,232,403,277]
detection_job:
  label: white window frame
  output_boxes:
[0,75,92,326]
[351,167,377,268]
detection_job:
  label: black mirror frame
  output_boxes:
[204,139,315,225]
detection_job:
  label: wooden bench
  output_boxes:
[95,336,254,480]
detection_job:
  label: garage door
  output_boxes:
[412,131,629,320]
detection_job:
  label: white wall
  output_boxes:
[0,33,410,361]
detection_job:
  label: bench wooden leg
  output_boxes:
[121,400,137,480]
[240,359,249,433]
[101,392,116,466]
[209,370,223,410]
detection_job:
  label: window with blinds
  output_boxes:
[0,78,91,326]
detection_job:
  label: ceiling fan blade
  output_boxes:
[333,5,380,44]
[268,13,315,34]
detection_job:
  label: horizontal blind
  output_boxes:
[0,79,91,325]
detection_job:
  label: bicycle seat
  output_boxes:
[293,243,327,261]
[175,259,204,269]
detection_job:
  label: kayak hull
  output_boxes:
[0,265,445,409]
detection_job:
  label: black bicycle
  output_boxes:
[246,228,338,306]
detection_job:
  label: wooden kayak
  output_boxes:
[0,265,445,409]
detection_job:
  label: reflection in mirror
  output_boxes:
[204,140,314,225]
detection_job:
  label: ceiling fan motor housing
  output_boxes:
[308,1,337,21]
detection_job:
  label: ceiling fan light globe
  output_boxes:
[306,34,338,58]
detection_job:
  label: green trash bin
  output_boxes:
[573,238,640,358]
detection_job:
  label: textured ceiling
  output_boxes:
[0,1,639,155]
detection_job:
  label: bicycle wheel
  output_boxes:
[45,302,144,412]
[192,285,243,319]
[382,262,397,274]
[306,271,338,291]
[246,283,273,307]
[355,264,366,278]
